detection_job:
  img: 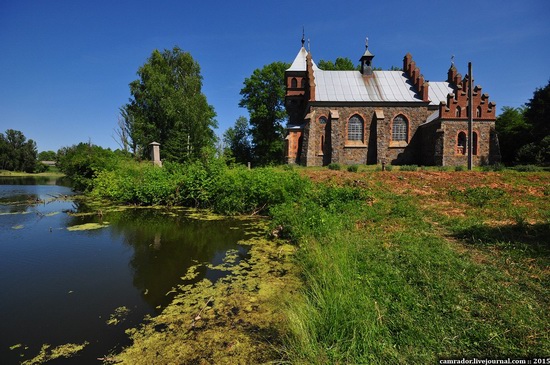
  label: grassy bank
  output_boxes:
[0,168,64,178]
[277,169,548,363]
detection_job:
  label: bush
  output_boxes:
[56,143,120,191]
[347,164,359,172]
[328,163,341,171]
[510,164,542,172]
[400,165,418,171]
[454,165,466,171]
[482,163,505,172]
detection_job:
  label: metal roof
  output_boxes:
[315,70,420,102]
[424,110,440,125]
[428,81,454,106]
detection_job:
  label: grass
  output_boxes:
[0,168,64,177]
[279,169,549,363]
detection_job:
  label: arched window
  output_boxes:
[456,106,462,118]
[392,115,408,142]
[319,116,327,124]
[457,132,466,155]
[473,131,478,155]
[290,77,297,88]
[347,115,364,142]
[301,78,306,88]
[476,106,482,118]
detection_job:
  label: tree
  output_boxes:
[496,106,530,164]
[122,46,217,163]
[239,62,289,165]
[56,142,119,191]
[318,57,358,71]
[0,129,39,172]
[495,80,550,165]
[223,116,253,164]
[524,79,550,144]
[38,150,57,161]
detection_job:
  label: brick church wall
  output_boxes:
[440,121,496,166]
[305,105,430,166]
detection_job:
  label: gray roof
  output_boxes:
[315,70,420,102]
[424,110,440,125]
[428,81,454,106]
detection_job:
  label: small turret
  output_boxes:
[359,37,375,76]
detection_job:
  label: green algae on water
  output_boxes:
[67,222,110,231]
[21,342,89,365]
[12,224,24,230]
[111,223,300,364]
[106,306,130,326]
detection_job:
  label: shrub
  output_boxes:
[328,163,341,171]
[400,165,418,171]
[482,163,505,172]
[376,164,393,171]
[454,165,466,171]
[347,164,359,172]
[510,165,542,172]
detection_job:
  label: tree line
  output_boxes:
[2,47,547,174]
[496,80,550,165]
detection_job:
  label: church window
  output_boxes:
[291,77,298,88]
[456,106,462,118]
[301,78,306,88]
[457,132,466,155]
[473,131,478,155]
[347,115,364,142]
[319,116,327,124]
[392,115,408,142]
[476,106,482,118]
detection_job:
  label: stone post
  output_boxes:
[149,142,162,167]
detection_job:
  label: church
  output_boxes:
[284,39,501,167]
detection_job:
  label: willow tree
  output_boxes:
[122,47,217,162]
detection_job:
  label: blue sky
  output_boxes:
[1,0,549,152]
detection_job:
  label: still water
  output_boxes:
[0,177,260,364]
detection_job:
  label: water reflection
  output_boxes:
[0,180,261,364]
[0,176,72,186]
[103,208,256,309]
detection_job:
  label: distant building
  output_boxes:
[284,39,501,166]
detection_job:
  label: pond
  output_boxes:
[0,177,261,364]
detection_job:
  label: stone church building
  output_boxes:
[284,39,501,166]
